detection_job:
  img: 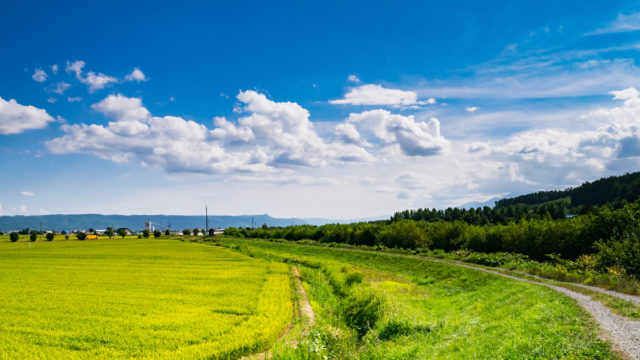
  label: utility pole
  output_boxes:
[205,206,209,234]
[39,222,42,241]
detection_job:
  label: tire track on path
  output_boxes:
[244,265,315,359]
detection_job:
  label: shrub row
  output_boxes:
[225,202,640,278]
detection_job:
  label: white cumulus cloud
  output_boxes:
[125,67,147,82]
[91,94,150,124]
[0,97,55,135]
[480,87,640,185]
[20,191,34,197]
[330,84,419,106]
[46,92,374,174]
[66,60,118,92]
[32,68,47,82]
[335,123,365,145]
[347,109,450,156]
[47,82,71,95]
[66,60,85,77]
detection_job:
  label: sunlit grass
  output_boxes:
[223,238,621,359]
[0,238,292,359]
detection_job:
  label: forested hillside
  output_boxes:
[393,172,640,224]
[495,172,640,210]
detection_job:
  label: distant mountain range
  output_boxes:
[457,197,502,209]
[0,214,312,232]
[0,213,393,232]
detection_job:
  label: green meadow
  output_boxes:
[222,238,621,360]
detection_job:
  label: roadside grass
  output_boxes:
[266,235,640,322]
[221,237,622,360]
[0,238,292,359]
[266,238,640,296]
[557,284,640,320]
[482,268,640,321]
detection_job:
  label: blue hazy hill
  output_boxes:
[0,214,313,232]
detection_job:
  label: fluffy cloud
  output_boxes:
[83,72,117,92]
[363,87,640,210]
[125,68,147,82]
[611,87,639,100]
[20,191,34,197]
[347,109,449,156]
[32,68,47,82]
[210,116,254,143]
[330,84,420,106]
[334,123,365,145]
[46,92,375,174]
[479,87,640,185]
[66,60,118,92]
[91,94,150,124]
[217,90,374,166]
[0,97,55,135]
[66,60,84,77]
[46,82,71,95]
[347,74,361,83]
[466,106,478,112]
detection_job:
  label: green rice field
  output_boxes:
[0,238,292,359]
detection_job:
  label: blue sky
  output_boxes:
[2,0,640,218]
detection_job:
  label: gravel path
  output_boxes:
[448,261,640,359]
[509,271,640,305]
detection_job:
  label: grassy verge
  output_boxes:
[239,237,640,295]
[480,268,640,321]
[233,236,640,321]
[221,237,623,360]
